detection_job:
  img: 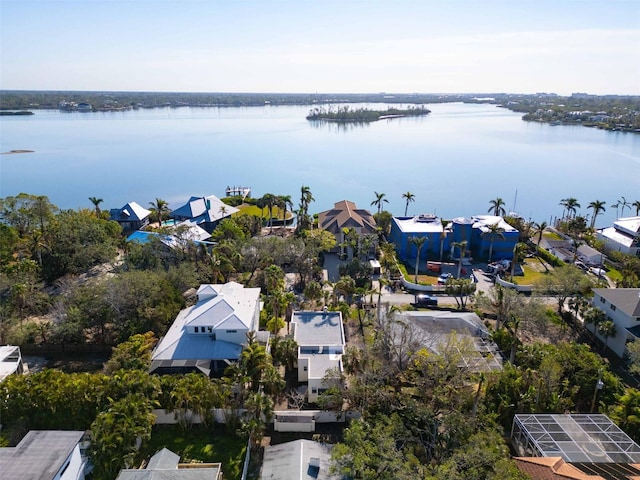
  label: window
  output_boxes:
[303,366,308,371]
[207,326,213,333]
[611,305,616,311]
[194,327,199,333]
[600,297,606,304]
[226,330,237,333]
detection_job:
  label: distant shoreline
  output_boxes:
[1,149,34,155]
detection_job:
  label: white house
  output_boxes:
[577,244,605,266]
[0,430,89,480]
[291,311,345,403]
[591,288,640,358]
[597,216,640,257]
[150,282,261,376]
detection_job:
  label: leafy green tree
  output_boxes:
[103,332,157,374]
[402,191,415,216]
[510,242,528,279]
[535,265,592,313]
[166,374,226,430]
[607,388,640,443]
[90,394,156,480]
[488,197,506,217]
[444,278,476,310]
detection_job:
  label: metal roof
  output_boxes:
[513,414,640,464]
[0,430,85,480]
[292,311,344,348]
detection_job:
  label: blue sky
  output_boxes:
[1,0,638,94]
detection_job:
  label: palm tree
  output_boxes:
[88,196,103,216]
[278,194,293,224]
[439,229,448,262]
[488,197,506,217]
[402,191,415,216]
[148,197,169,226]
[619,196,630,217]
[587,200,606,229]
[510,242,528,280]
[483,222,505,262]
[531,221,547,247]
[633,200,640,216]
[409,236,427,283]
[370,191,389,215]
[598,320,617,353]
[559,197,580,219]
[451,240,468,278]
[612,200,621,219]
[259,193,277,230]
[584,306,606,344]
[297,185,314,232]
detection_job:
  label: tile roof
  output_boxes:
[593,289,640,317]
[317,200,376,235]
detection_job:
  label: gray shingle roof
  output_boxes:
[593,288,640,317]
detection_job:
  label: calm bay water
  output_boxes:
[1,102,639,227]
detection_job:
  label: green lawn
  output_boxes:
[142,424,247,479]
[236,204,292,221]
[542,231,563,241]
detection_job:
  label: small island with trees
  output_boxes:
[306,105,431,123]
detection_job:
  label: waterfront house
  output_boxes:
[597,216,640,257]
[0,430,89,480]
[317,200,377,258]
[116,448,222,480]
[390,214,518,267]
[170,195,239,233]
[388,214,449,264]
[109,201,151,231]
[150,282,261,376]
[591,288,640,358]
[291,310,345,403]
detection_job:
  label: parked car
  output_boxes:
[413,294,438,307]
[426,262,441,273]
[575,261,588,271]
[437,273,453,284]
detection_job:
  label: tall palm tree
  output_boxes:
[598,320,617,353]
[532,221,547,247]
[88,196,103,217]
[278,194,293,224]
[148,198,169,226]
[409,236,427,283]
[371,191,389,215]
[259,193,277,230]
[483,222,505,262]
[633,200,640,216]
[560,197,580,219]
[439,229,449,262]
[488,197,506,217]
[297,185,314,232]
[451,240,468,278]
[612,200,621,219]
[587,200,606,229]
[402,191,415,216]
[619,196,630,217]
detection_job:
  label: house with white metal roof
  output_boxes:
[591,288,640,358]
[109,201,152,231]
[116,447,222,480]
[261,439,337,480]
[0,430,88,480]
[291,311,345,402]
[150,282,261,376]
[171,195,239,233]
[597,216,640,257]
